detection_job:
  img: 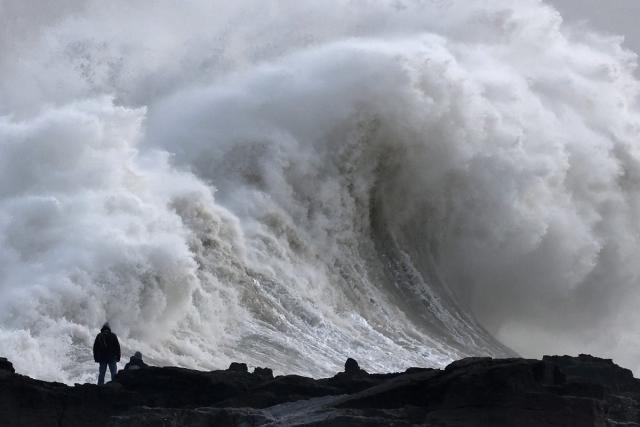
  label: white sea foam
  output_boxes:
[1,0,640,383]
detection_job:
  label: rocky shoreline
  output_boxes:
[1,354,639,426]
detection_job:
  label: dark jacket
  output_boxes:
[93,327,121,363]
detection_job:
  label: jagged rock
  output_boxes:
[2,354,640,426]
[252,366,273,380]
[338,356,640,426]
[227,362,248,373]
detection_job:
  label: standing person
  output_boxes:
[92,323,121,385]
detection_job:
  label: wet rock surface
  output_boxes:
[2,355,640,426]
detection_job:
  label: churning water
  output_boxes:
[1,0,640,383]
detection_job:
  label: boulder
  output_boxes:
[228,362,248,373]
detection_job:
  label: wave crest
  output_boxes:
[1,0,640,382]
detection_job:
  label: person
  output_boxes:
[124,351,148,371]
[92,323,121,385]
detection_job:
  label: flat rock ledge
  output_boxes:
[2,354,640,426]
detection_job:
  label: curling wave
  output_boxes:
[1,0,640,383]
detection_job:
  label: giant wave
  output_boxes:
[1,0,640,383]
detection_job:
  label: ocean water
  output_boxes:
[1,0,640,383]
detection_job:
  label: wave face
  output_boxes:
[1,0,640,383]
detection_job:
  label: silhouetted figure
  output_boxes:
[93,323,121,385]
[124,351,148,371]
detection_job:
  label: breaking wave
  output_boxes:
[1,0,640,383]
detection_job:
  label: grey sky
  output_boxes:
[549,0,640,54]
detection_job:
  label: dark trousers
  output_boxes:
[98,361,118,385]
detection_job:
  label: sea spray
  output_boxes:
[1,0,640,383]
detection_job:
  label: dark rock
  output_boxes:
[109,407,273,427]
[252,366,273,380]
[543,354,640,392]
[318,358,380,395]
[444,356,493,372]
[0,357,14,374]
[404,367,432,375]
[113,366,261,408]
[344,357,363,375]
[218,374,342,409]
[3,354,640,426]
[337,356,640,426]
[324,371,387,394]
[227,362,248,373]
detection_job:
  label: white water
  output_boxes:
[1,0,640,383]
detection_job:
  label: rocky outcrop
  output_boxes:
[344,357,367,375]
[252,367,274,380]
[0,357,14,374]
[2,354,640,426]
[227,362,248,373]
